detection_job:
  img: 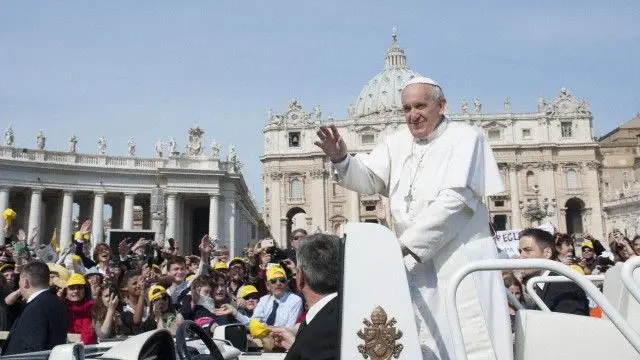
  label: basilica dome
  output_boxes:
[352,31,421,118]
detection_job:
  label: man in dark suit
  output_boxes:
[2,260,69,355]
[271,233,340,360]
[519,228,589,316]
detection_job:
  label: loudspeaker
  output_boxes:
[213,324,248,351]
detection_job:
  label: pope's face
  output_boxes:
[401,84,446,139]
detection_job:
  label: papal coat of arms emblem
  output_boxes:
[357,306,403,360]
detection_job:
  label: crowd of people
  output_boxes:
[2,209,640,358]
[503,227,640,331]
[0,214,342,357]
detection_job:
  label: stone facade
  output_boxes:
[261,33,605,246]
[0,127,266,257]
[600,113,640,238]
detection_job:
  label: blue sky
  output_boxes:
[1,1,639,210]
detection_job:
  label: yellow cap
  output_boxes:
[48,263,70,282]
[71,255,82,265]
[582,240,594,250]
[67,273,86,287]
[570,264,586,275]
[213,262,228,270]
[53,278,67,289]
[238,285,259,299]
[248,319,271,338]
[2,208,17,223]
[148,285,167,303]
[186,274,196,283]
[266,265,286,281]
[73,231,90,241]
[0,264,15,273]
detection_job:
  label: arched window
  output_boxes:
[290,179,302,199]
[566,169,578,189]
[526,171,536,191]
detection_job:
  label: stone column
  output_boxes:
[350,191,360,222]
[209,191,220,239]
[165,193,177,240]
[59,191,74,251]
[27,188,44,245]
[142,203,151,229]
[508,164,522,229]
[269,172,283,243]
[227,195,236,257]
[0,187,10,243]
[92,192,105,243]
[280,218,288,248]
[122,193,135,230]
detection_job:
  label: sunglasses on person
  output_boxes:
[269,277,287,284]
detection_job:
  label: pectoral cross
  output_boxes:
[404,187,413,213]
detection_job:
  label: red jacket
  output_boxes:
[67,298,97,345]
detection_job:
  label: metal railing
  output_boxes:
[525,274,605,312]
[622,257,640,304]
[446,259,640,360]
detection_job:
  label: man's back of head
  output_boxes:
[21,260,50,294]
[297,233,341,295]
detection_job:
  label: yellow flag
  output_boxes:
[50,228,60,253]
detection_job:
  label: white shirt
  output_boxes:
[252,292,302,328]
[536,270,552,291]
[27,288,49,303]
[305,292,338,324]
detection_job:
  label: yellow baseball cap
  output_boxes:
[67,273,86,287]
[238,285,259,299]
[266,265,286,281]
[248,319,271,338]
[148,285,167,303]
[0,264,15,273]
[48,263,70,282]
[186,274,196,283]
[213,262,228,270]
[582,240,594,250]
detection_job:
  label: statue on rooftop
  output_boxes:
[97,137,107,155]
[68,135,78,153]
[36,130,46,150]
[127,138,136,156]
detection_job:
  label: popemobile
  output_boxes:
[2,223,640,360]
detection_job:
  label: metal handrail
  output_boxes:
[505,288,525,311]
[525,274,605,312]
[621,257,640,305]
[446,259,640,360]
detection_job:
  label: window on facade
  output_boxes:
[494,200,505,207]
[365,204,376,212]
[522,128,532,139]
[526,171,536,191]
[288,132,301,147]
[487,129,501,140]
[624,181,630,189]
[290,178,302,199]
[604,182,610,190]
[566,169,578,188]
[561,121,573,138]
[361,133,375,145]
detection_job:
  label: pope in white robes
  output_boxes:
[315,77,512,360]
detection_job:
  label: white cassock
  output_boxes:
[333,118,512,360]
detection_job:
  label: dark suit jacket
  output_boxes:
[2,289,69,355]
[285,296,339,360]
[538,272,589,316]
